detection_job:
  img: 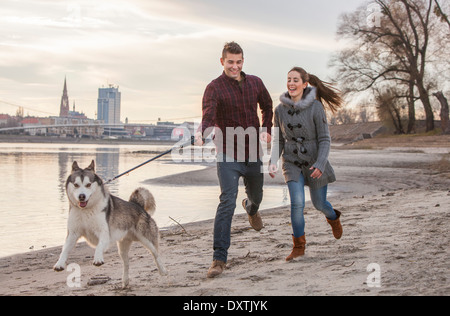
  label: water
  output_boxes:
[0,143,289,257]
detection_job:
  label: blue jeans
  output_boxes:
[213,158,263,262]
[287,173,337,238]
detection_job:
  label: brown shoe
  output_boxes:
[242,199,263,231]
[207,260,226,278]
[286,235,306,261]
[327,209,343,240]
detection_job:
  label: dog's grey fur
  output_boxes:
[54,160,167,287]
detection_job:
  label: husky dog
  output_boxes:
[54,160,167,287]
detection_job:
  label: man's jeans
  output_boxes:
[213,157,263,262]
[287,173,337,238]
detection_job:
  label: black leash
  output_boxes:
[105,137,195,184]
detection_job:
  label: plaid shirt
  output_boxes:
[200,71,273,161]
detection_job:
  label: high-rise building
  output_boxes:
[97,85,121,125]
[59,77,70,117]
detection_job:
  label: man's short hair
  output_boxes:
[222,42,244,59]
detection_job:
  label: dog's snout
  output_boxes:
[79,194,86,202]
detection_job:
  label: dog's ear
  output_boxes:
[86,160,95,172]
[72,161,81,172]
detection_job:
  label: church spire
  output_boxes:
[59,77,69,117]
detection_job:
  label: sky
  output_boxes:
[0,0,368,123]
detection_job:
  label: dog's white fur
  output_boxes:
[54,160,167,287]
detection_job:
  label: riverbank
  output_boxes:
[0,135,449,296]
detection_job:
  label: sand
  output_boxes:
[0,136,449,296]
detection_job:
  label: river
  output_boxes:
[0,143,289,257]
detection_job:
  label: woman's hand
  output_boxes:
[310,167,323,179]
[268,164,278,179]
[260,132,272,143]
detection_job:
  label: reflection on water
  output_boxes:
[0,143,289,258]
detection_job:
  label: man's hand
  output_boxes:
[194,132,205,146]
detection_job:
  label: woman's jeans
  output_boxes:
[213,158,263,263]
[287,173,337,238]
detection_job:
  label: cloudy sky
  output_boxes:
[0,0,367,123]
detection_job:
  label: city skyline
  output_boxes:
[0,0,367,123]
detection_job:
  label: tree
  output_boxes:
[331,0,450,133]
[434,0,450,28]
[434,92,450,134]
[329,107,358,125]
[376,88,408,134]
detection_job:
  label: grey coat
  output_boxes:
[271,86,336,189]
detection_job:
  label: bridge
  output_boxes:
[0,122,192,140]
[0,122,189,132]
[0,124,125,132]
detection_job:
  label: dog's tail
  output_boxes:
[129,188,156,216]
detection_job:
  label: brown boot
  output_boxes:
[285,235,306,261]
[242,199,264,231]
[207,260,226,278]
[248,212,263,231]
[327,209,343,240]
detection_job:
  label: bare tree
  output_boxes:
[434,0,450,28]
[376,88,408,134]
[331,0,450,133]
[434,92,450,134]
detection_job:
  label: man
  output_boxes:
[195,42,273,278]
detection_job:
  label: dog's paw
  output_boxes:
[53,263,65,272]
[93,260,104,267]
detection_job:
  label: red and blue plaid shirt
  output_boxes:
[200,71,273,161]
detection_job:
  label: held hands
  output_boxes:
[268,164,278,179]
[260,132,272,144]
[194,131,272,146]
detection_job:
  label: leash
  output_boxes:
[105,137,196,184]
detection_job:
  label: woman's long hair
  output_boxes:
[289,67,343,114]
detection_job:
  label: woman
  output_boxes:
[269,67,343,261]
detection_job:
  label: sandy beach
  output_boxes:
[0,135,449,296]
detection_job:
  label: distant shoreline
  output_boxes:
[0,134,178,146]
